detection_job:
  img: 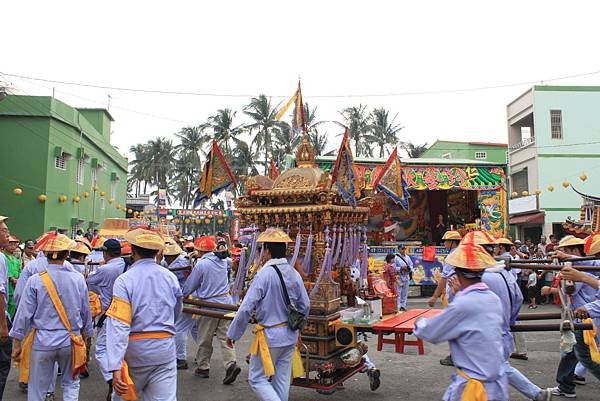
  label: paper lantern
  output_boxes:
[83,191,90,198]
[547,185,555,192]
[511,191,518,198]
[116,204,122,210]
[562,180,570,188]
[59,195,68,203]
[204,218,211,225]
[521,191,529,197]
[38,194,47,202]
[217,218,224,225]
[534,189,541,196]
[73,196,81,203]
[99,191,106,197]
[173,218,180,224]
[184,218,191,224]
[108,198,114,204]
[580,173,588,182]
[194,219,201,225]
[127,209,133,214]
[13,188,22,196]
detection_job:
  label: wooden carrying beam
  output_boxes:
[510,322,593,332]
[182,307,236,320]
[169,265,192,272]
[183,298,239,311]
[509,256,598,264]
[509,263,600,272]
[517,312,562,321]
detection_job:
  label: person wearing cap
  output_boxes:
[70,241,92,275]
[0,216,12,399]
[394,244,413,312]
[105,228,182,401]
[414,242,508,401]
[541,235,600,397]
[227,228,309,401]
[21,240,37,267]
[10,233,93,401]
[162,240,188,289]
[181,236,241,384]
[85,238,126,397]
[4,235,21,318]
[481,242,553,401]
[428,230,461,309]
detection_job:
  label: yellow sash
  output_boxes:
[106,296,132,325]
[291,346,305,379]
[39,271,87,379]
[17,329,36,383]
[583,318,600,363]
[117,331,174,400]
[456,369,487,401]
[249,322,287,377]
[89,291,102,318]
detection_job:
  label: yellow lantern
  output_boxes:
[521,191,529,197]
[116,204,122,210]
[127,209,133,214]
[38,194,47,202]
[83,191,90,198]
[580,173,588,182]
[173,218,180,224]
[13,188,22,196]
[194,219,201,225]
[108,198,114,204]
[534,189,541,196]
[547,185,555,192]
[59,195,68,203]
[92,185,98,192]
[73,196,81,203]
[562,180,570,188]
[217,218,224,225]
[184,218,191,224]
[511,191,518,198]
[99,191,106,197]
[204,218,211,225]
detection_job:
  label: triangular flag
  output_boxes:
[194,140,237,207]
[372,147,410,210]
[269,158,279,180]
[331,129,358,208]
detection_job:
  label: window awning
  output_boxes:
[509,211,545,225]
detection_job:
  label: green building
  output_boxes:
[420,140,508,164]
[0,95,127,240]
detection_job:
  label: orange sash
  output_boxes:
[89,291,102,318]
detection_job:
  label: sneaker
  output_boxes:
[177,359,189,370]
[18,382,28,393]
[79,370,89,379]
[573,375,585,385]
[399,307,407,312]
[44,392,55,401]
[510,352,529,361]
[534,388,553,401]
[195,368,210,378]
[550,387,576,398]
[367,368,381,391]
[223,362,241,385]
[439,355,454,366]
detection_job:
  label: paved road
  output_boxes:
[4,299,598,400]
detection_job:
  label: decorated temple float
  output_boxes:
[311,155,509,290]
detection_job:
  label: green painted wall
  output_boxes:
[421,141,507,164]
[0,95,127,240]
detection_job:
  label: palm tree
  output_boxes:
[336,104,372,157]
[303,102,326,135]
[172,148,200,209]
[201,109,244,155]
[175,126,207,166]
[243,95,280,175]
[365,108,404,157]
[230,142,260,196]
[272,122,303,168]
[128,143,152,195]
[402,141,429,158]
[146,137,176,193]
[309,129,334,156]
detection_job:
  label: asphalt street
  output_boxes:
[4,299,598,401]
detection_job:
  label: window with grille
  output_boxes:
[100,198,105,210]
[475,151,487,160]
[91,168,97,185]
[55,153,66,170]
[551,110,562,139]
[76,159,85,185]
[110,181,116,200]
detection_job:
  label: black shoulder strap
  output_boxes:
[272,265,291,307]
[498,270,514,313]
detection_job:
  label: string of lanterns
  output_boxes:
[8,185,125,211]
[510,172,588,199]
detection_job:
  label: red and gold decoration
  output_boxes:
[194,140,237,207]
[372,147,410,210]
[331,129,358,208]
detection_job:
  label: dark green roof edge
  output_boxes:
[534,85,600,92]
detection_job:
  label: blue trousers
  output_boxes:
[95,325,112,382]
[397,280,409,309]
[29,346,79,401]
[175,313,198,360]
[248,345,294,401]
[113,360,177,401]
[556,330,600,393]
[504,362,540,399]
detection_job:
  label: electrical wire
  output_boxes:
[3,68,600,98]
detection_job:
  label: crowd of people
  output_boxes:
[0,212,599,401]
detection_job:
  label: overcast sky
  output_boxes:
[4,1,600,158]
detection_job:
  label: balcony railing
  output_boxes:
[509,136,535,152]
